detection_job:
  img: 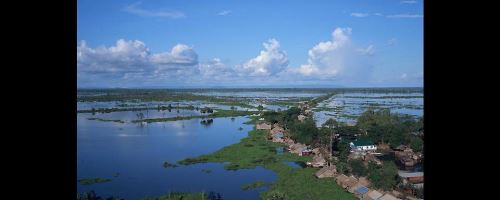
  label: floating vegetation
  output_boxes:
[163,161,178,168]
[201,169,212,173]
[78,178,112,185]
[238,127,244,131]
[241,180,267,190]
[87,118,125,123]
[142,192,209,200]
[113,173,120,177]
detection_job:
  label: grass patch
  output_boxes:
[177,128,357,200]
[78,178,112,185]
[163,161,178,168]
[87,118,125,123]
[241,180,267,190]
[134,109,258,123]
[142,192,207,200]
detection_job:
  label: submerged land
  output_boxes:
[77,88,423,200]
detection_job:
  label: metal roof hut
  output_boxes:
[314,165,337,178]
[256,122,271,130]
[362,190,384,200]
[350,184,370,199]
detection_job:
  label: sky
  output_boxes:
[77,0,423,88]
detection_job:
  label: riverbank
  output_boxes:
[177,121,357,199]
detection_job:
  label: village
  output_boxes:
[255,102,424,200]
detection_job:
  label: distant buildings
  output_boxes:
[350,140,377,152]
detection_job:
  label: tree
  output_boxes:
[322,118,338,166]
[257,105,264,112]
[368,161,398,190]
[349,159,367,176]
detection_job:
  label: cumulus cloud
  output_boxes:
[237,38,289,76]
[217,10,232,16]
[198,58,236,81]
[357,45,375,55]
[286,27,375,84]
[150,44,198,68]
[351,13,369,17]
[387,14,423,18]
[124,2,185,19]
[77,39,198,87]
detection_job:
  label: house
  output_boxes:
[357,177,371,187]
[301,149,313,156]
[298,114,307,122]
[314,165,337,178]
[348,183,368,193]
[289,143,307,155]
[350,139,377,152]
[256,122,271,130]
[362,190,383,200]
[379,193,401,200]
[272,132,284,143]
[398,171,424,184]
[350,184,370,199]
[335,174,350,187]
[307,154,326,167]
[344,176,359,190]
[271,126,284,135]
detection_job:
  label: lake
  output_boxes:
[77,114,277,199]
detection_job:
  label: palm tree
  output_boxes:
[323,118,338,166]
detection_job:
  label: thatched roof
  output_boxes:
[314,166,337,178]
[335,174,349,185]
[363,190,383,200]
[379,194,401,200]
[256,122,271,130]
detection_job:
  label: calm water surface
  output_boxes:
[77,114,277,199]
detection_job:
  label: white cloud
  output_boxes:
[401,73,408,79]
[287,27,375,84]
[374,13,383,16]
[400,0,418,4]
[150,44,198,67]
[77,39,198,86]
[357,45,375,56]
[387,38,398,46]
[198,58,236,81]
[217,10,232,16]
[237,38,289,76]
[124,2,185,19]
[351,13,369,17]
[387,14,423,18]
[292,27,352,77]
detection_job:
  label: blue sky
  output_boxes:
[77,0,423,88]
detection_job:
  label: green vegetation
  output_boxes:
[163,161,178,168]
[87,118,125,123]
[201,169,212,173]
[77,191,122,200]
[241,180,267,190]
[348,159,367,177]
[356,108,423,149]
[177,127,356,200]
[78,178,112,185]
[142,192,207,200]
[133,109,259,123]
[78,107,149,113]
[113,173,120,177]
[367,161,399,191]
